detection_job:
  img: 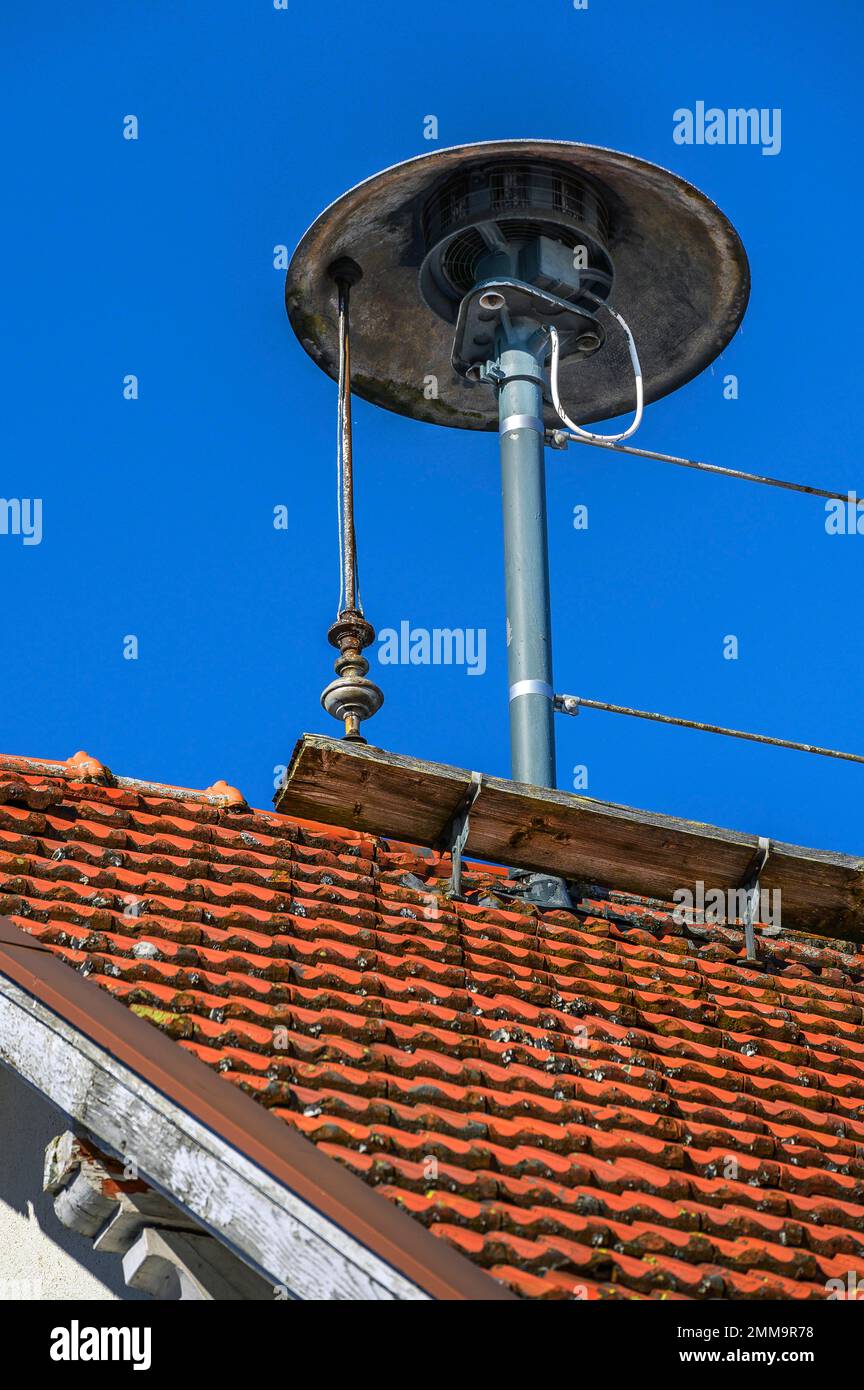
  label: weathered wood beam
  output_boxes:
[43,1131,270,1299]
[45,1130,208,1254]
[276,734,864,940]
[93,1191,203,1256]
[123,1227,274,1301]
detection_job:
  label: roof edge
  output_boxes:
[0,918,511,1302]
[276,734,864,943]
[0,751,247,810]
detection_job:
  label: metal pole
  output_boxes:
[496,322,556,788]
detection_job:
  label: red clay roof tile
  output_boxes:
[1,749,863,1299]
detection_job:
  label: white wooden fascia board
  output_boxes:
[0,973,429,1301]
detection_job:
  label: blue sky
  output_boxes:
[3,0,862,855]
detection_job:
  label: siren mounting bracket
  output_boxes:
[452,277,605,381]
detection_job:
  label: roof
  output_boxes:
[2,748,864,1300]
[277,735,864,940]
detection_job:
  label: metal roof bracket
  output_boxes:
[437,773,484,900]
[739,836,771,962]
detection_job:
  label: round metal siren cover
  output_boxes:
[285,140,750,431]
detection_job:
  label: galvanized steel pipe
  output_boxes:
[497,326,556,788]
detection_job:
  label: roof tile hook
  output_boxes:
[740,835,771,962]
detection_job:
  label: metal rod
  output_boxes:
[554,431,853,504]
[335,274,359,613]
[555,694,864,764]
[321,259,383,745]
[498,327,556,788]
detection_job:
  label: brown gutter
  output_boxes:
[0,918,512,1301]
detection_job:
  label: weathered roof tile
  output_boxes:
[0,748,862,1299]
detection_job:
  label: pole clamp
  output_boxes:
[478,361,547,391]
[510,680,553,702]
[554,694,579,715]
[500,414,545,436]
[546,429,571,451]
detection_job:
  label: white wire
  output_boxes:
[548,302,644,444]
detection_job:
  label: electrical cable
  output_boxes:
[547,296,852,502]
[549,311,858,767]
[548,297,644,443]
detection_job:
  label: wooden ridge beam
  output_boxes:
[276,734,864,941]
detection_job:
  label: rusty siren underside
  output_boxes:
[285,139,750,431]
